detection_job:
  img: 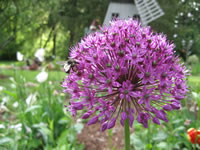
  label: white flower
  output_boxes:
[24,125,32,133]
[187,12,192,17]
[77,119,82,123]
[174,24,178,28]
[26,93,37,106]
[0,86,4,92]
[0,104,8,112]
[173,34,178,38]
[13,102,19,108]
[36,71,48,83]
[53,90,59,95]
[180,12,184,16]
[2,97,9,105]
[74,122,84,134]
[190,106,195,112]
[9,123,22,132]
[192,92,198,98]
[24,82,38,87]
[16,52,24,61]
[174,20,178,24]
[11,83,16,88]
[34,48,45,62]
[0,124,5,129]
[9,77,15,83]
[32,122,47,128]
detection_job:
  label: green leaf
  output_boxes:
[49,120,54,131]
[74,122,84,134]
[3,90,18,99]
[25,105,41,113]
[58,118,68,124]
[130,134,145,150]
[156,142,167,149]
[172,119,183,124]
[173,126,185,133]
[59,145,67,150]
[57,130,69,146]
[38,127,53,144]
[153,132,168,141]
[0,137,14,145]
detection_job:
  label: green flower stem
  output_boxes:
[124,118,133,150]
[108,129,112,150]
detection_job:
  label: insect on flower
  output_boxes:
[57,59,78,73]
[187,128,200,146]
[62,18,188,131]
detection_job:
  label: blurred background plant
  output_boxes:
[0,66,84,149]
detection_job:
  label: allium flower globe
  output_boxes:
[62,19,188,131]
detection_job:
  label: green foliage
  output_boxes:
[130,84,200,150]
[151,0,200,57]
[150,0,179,38]
[187,55,199,65]
[0,66,84,149]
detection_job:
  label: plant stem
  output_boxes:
[124,118,132,150]
[108,129,112,150]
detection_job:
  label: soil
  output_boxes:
[77,122,126,150]
[0,74,9,79]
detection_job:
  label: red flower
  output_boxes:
[187,128,200,146]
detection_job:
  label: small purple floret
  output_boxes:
[88,116,98,125]
[107,118,116,129]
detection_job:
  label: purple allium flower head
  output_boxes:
[62,19,188,131]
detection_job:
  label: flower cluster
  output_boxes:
[62,19,188,131]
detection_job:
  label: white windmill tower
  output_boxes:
[103,0,164,26]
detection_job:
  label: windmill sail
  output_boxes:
[135,0,164,25]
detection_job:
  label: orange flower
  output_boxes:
[187,128,200,146]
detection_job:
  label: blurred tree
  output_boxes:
[173,0,200,58]
[59,0,108,57]
[150,0,200,58]
[0,0,20,60]
[150,0,179,37]
[0,0,108,60]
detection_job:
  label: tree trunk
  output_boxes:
[52,31,57,56]
[43,26,54,48]
[67,0,77,58]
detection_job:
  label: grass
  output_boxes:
[0,70,64,84]
[188,76,200,83]
[0,61,16,66]
[190,63,200,76]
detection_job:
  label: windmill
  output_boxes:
[103,0,164,26]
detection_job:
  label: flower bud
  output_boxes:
[107,118,116,129]
[162,104,172,111]
[101,122,108,131]
[87,116,98,125]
